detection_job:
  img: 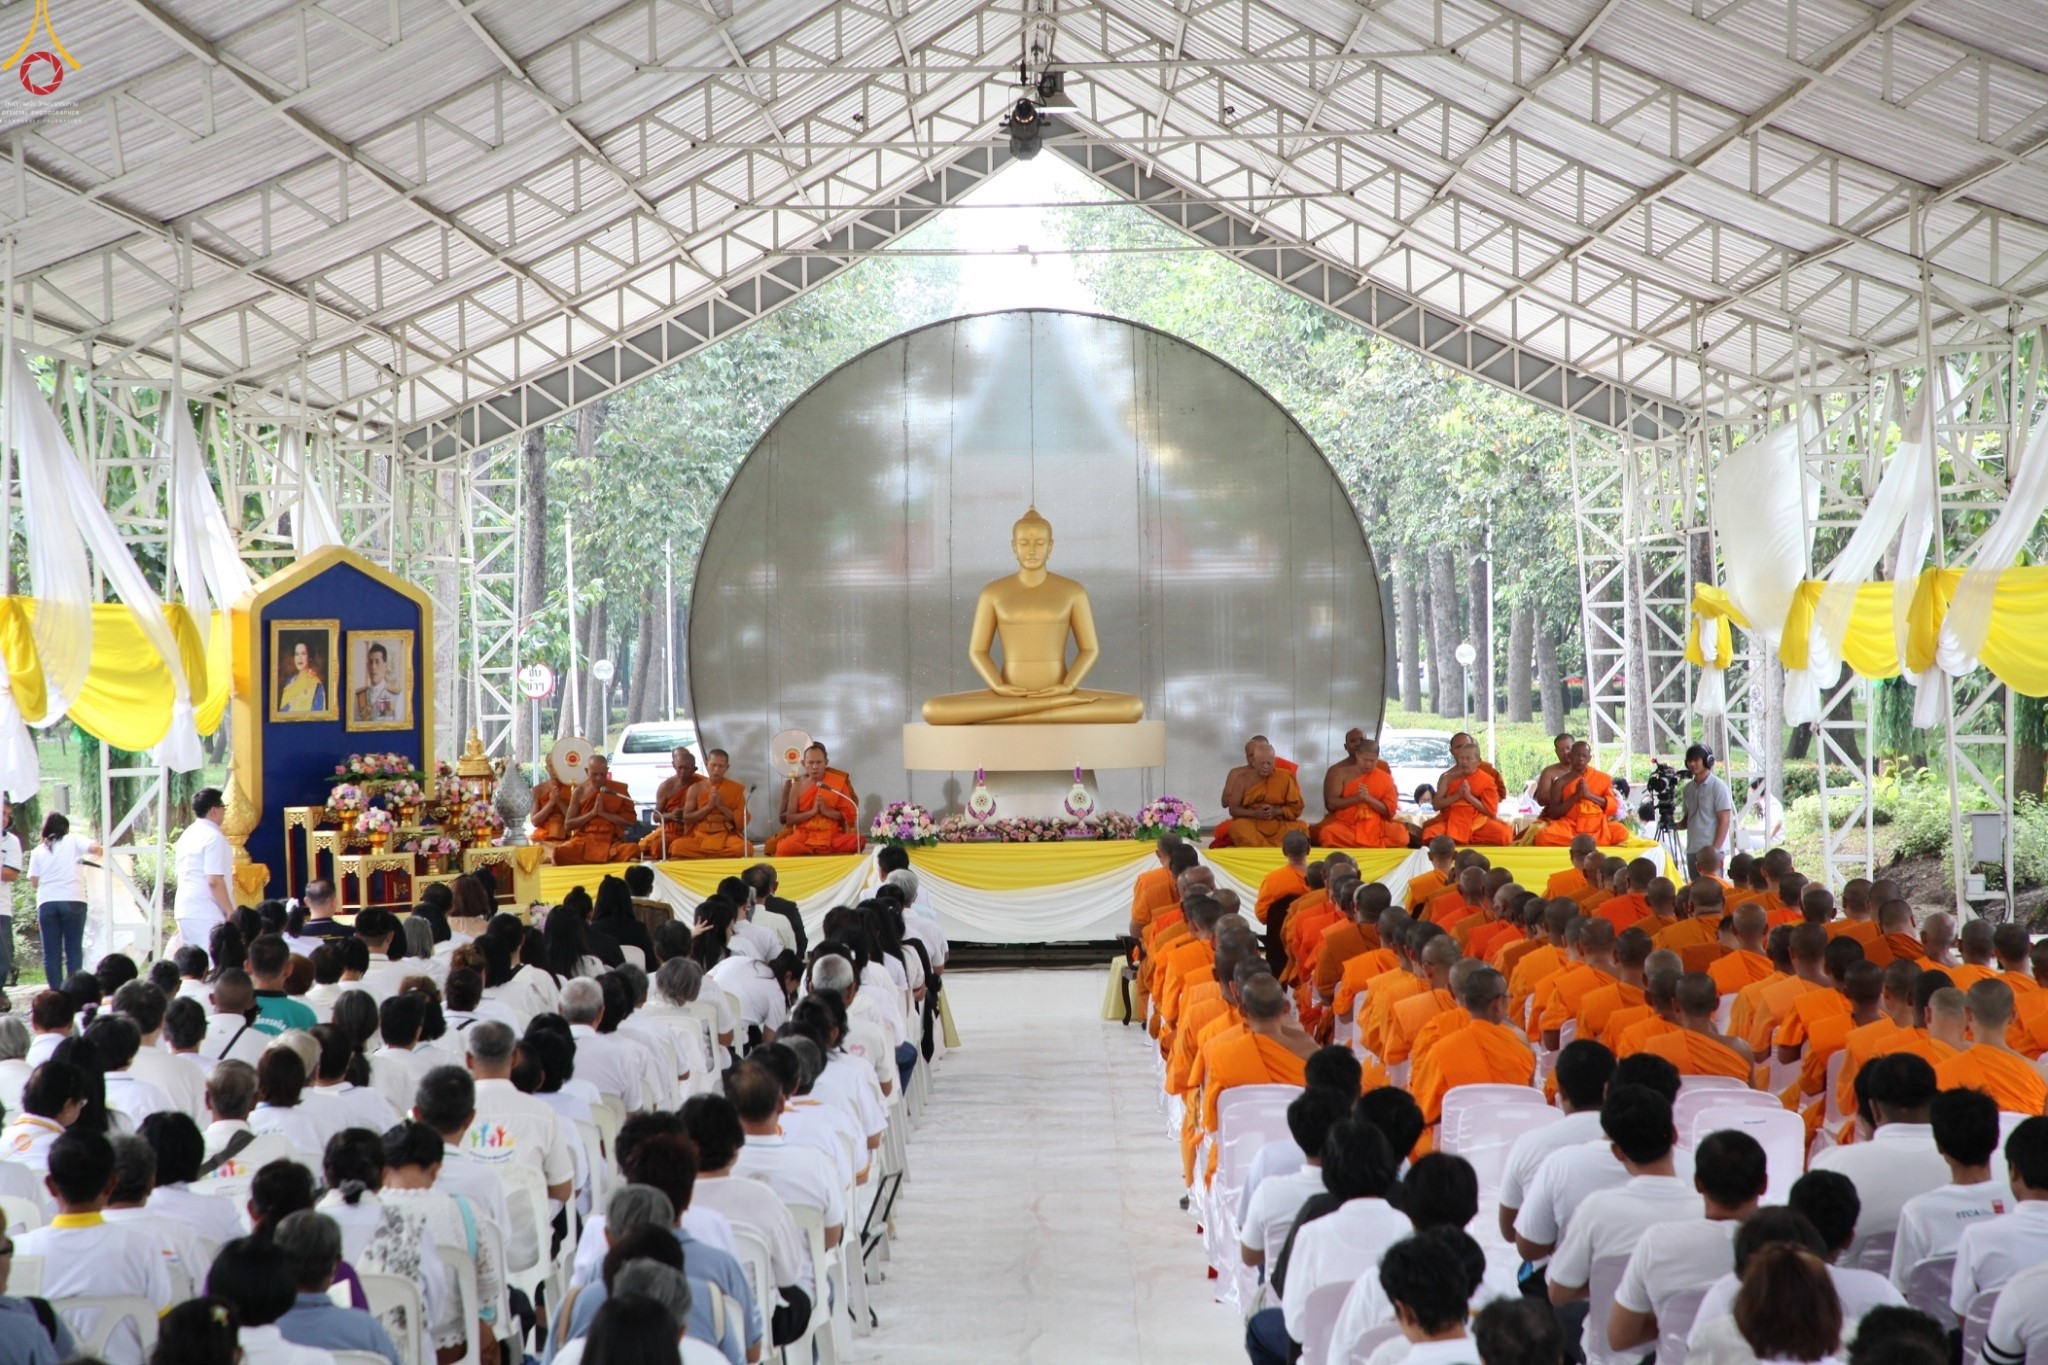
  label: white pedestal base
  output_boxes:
[901,720,1166,771]
[970,769,1102,822]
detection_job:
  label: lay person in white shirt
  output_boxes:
[1984,1258,2048,1365]
[708,935,790,1044]
[1241,1088,1349,1276]
[461,1020,576,1205]
[0,1061,84,1176]
[170,788,234,956]
[200,970,272,1068]
[441,960,522,1035]
[1810,1051,1948,1255]
[780,995,886,1153]
[136,1110,244,1247]
[1689,1171,1904,1350]
[808,952,897,1104]
[24,989,74,1068]
[17,1129,174,1365]
[560,977,644,1111]
[757,1038,866,1193]
[568,1113,738,1290]
[1515,1052,1691,1264]
[300,1025,400,1147]
[1892,1086,2011,1295]
[1607,1129,1770,1365]
[728,1061,846,1249]
[1951,1116,2048,1321]
[1374,1230,1487,1365]
[102,1134,215,1292]
[247,1045,327,1155]
[164,997,217,1081]
[108,981,206,1120]
[196,1060,296,1176]
[1263,1117,1412,1359]
[205,1234,342,1365]
[85,1015,173,1130]
[680,1091,814,1305]
[1497,1038,1617,1248]
[0,799,21,989]
[1547,1085,1709,1365]
[26,813,102,989]
[406,1066,518,1271]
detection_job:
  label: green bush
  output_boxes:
[1777,764,1866,801]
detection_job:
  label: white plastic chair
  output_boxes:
[785,1202,842,1364]
[1712,994,1735,1032]
[732,1225,776,1346]
[496,1159,552,1302]
[619,944,646,969]
[1295,1279,1355,1365]
[1439,1083,1546,1142]
[1445,1103,1562,1195]
[0,1195,43,1236]
[1847,1229,1896,1277]
[1585,1252,1636,1364]
[1672,1085,1780,1141]
[8,1254,40,1295]
[51,1296,159,1360]
[1823,1049,1848,1127]
[437,1242,484,1365]
[1340,1320,1404,1365]
[1688,1104,1806,1202]
[331,1352,395,1365]
[1965,1287,2000,1365]
[1904,1253,1957,1328]
[1676,1074,1747,1095]
[359,1271,428,1365]
[1655,1283,1711,1365]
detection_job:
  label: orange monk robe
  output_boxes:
[659,778,750,859]
[1314,921,1376,1003]
[1578,980,1647,1044]
[1432,894,1491,932]
[1212,757,1300,849]
[1286,899,1345,982]
[1615,1015,1682,1058]
[1773,988,1850,1055]
[771,776,861,857]
[1406,869,1451,912]
[1881,934,1929,966]
[2012,991,2048,1058]
[1797,1011,1859,1100]
[1708,949,1775,996]
[1333,948,1398,1023]
[1361,973,1427,1060]
[1131,867,1178,933]
[1276,888,1329,971]
[1414,1019,1537,1124]
[1508,946,1568,1036]
[1225,770,1309,848]
[1166,988,1232,1095]
[1833,1017,1904,1120]
[1468,918,1520,965]
[1493,936,1542,977]
[529,778,570,844]
[1410,1007,1473,1075]
[551,778,639,865]
[1319,766,1410,849]
[1533,768,1632,846]
[1450,912,1492,954]
[1419,768,1513,847]
[1597,1001,1652,1047]
[1192,1034,1310,1179]
[1761,897,1803,929]
[1828,919,1882,952]
[1254,865,1310,926]
[1945,964,1997,992]
[1654,917,1721,956]
[1596,893,1653,934]
[2003,971,2039,997]
[1156,938,1216,1032]
[1184,1018,1247,1102]
[1386,988,1455,1067]
[1644,1029,1753,1081]
[1538,964,1617,1039]
[1545,867,1590,899]
[1936,1047,2048,1115]
[1731,973,1797,1053]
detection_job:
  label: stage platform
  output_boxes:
[538,839,1671,945]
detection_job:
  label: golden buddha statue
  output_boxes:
[922,507,1146,725]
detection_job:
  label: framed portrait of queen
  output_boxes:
[269,620,340,723]
[346,630,414,732]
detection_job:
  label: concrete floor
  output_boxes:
[848,967,1245,1365]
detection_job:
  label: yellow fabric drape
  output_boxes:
[0,599,46,722]
[1693,565,2048,696]
[0,596,220,747]
[1207,846,1415,887]
[541,853,867,908]
[912,840,1156,889]
[1685,614,1734,668]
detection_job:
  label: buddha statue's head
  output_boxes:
[1011,506,1053,571]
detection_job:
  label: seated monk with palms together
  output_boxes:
[1223,742,1308,848]
[637,747,702,858]
[1534,742,1632,847]
[1643,971,1755,1079]
[1420,743,1512,847]
[1317,734,1412,849]
[552,754,638,865]
[667,749,751,859]
[774,744,861,856]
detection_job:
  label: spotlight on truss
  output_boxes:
[1004,97,1045,160]
[1036,70,1074,108]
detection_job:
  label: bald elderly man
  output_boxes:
[1221,742,1309,848]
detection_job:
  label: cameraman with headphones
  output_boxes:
[1679,744,1733,880]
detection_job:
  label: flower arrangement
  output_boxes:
[359,807,395,837]
[326,783,367,818]
[406,834,461,857]
[461,797,506,843]
[987,815,1077,843]
[1136,795,1201,839]
[330,752,421,782]
[377,777,425,809]
[870,801,938,848]
[1090,811,1140,841]
[936,815,996,843]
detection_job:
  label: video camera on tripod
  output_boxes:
[1636,760,1682,829]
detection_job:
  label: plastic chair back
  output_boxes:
[8,1255,41,1296]
[0,1195,43,1236]
[1446,1102,1562,1193]
[1439,1083,1546,1144]
[784,1202,841,1363]
[1673,1086,1780,1141]
[619,944,646,969]
[732,1224,777,1345]
[1712,994,1734,1032]
[1341,1321,1404,1365]
[497,1159,552,1291]
[331,1353,395,1365]
[1294,1279,1354,1365]
[1964,1287,1999,1364]
[359,1271,428,1365]
[1656,1282,1710,1365]
[437,1242,484,1365]
[1905,1253,1958,1328]
[1688,1105,1806,1202]
[1847,1229,1896,1278]
[1823,1049,1848,1126]
[1585,1252,1635,1364]
[51,1296,159,1361]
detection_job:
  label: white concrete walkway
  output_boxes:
[848,967,1244,1364]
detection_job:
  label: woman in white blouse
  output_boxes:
[27,812,101,987]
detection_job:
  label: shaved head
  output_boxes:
[1879,899,1915,932]
[1242,974,1289,1022]
[1960,918,1996,963]
[1731,903,1768,944]
[1843,960,1884,1008]
[1645,966,1683,1009]
[1420,935,1462,969]
[1458,967,1508,1013]
[1966,978,2016,1029]
[1675,972,1720,1020]
[1929,986,1967,1028]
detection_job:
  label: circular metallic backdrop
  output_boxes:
[687,308,1387,828]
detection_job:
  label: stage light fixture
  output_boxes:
[1005,97,1044,160]
[1036,70,1074,108]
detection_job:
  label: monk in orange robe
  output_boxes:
[1431,866,1493,931]
[1406,836,1458,911]
[1596,859,1658,933]
[1708,904,1774,997]
[1832,960,1927,1120]
[550,755,639,865]
[1211,734,1298,849]
[1544,835,1599,898]
[1936,979,2047,1115]
[1384,933,1460,1067]
[1156,895,1226,1036]
[1190,975,1314,1182]
[1655,878,1726,958]
[1333,912,1402,1029]
[1254,831,1312,925]
[1876,898,1929,967]
[1414,966,1536,1127]
[529,772,571,846]
[1746,924,1834,1054]
[1223,742,1309,848]
[772,745,860,856]
[1491,898,1547,974]
[1828,878,1883,955]
[1537,917,1620,1051]
[1643,972,1755,1080]
[1410,959,1483,1074]
[1129,835,1187,937]
[1318,735,1412,849]
[1419,744,1512,847]
[636,747,704,859]
[1759,871,1807,929]
[1770,930,1860,1061]
[1286,856,1357,981]
[1534,742,1632,846]
[1945,919,2000,993]
[1314,882,1390,1009]
[1508,900,1576,1036]
[1576,924,1652,1043]
[1575,859,1627,916]
[1166,930,1260,1095]
[1359,929,1433,1062]
[662,748,750,859]
[1467,886,1526,965]
[1995,924,2039,999]
[1789,960,1886,1135]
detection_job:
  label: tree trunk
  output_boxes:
[1467,542,1490,721]
[1429,546,1464,719]
[1377,562,1398,722]
[1507,603,1535,722]
[515,426,548,765]
[626,590,657,724]
[1396,559,1422,713]
[1536,624,1565,735]
[586,598,608,742]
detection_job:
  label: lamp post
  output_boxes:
[1455,640,1477,734]
[592,658,615,745]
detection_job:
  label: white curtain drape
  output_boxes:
[1712,415,1816,647]
[6,347,92,724]
[277,428,342,556]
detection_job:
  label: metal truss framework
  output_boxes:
[1,0,2045,917]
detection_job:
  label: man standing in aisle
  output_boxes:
[1680,745,1733,881]
[173,789,235,953]
[0,800,19,987]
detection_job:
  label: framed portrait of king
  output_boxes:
[346,630,415,731]
[269,620,341,723]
